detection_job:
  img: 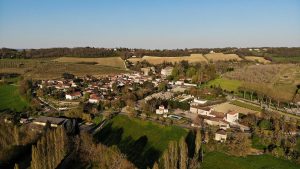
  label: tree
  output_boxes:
[179,138,188,169]
[195,130,202,156]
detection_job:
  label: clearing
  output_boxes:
[202,151,300,169]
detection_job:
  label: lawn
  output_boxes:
[0,84,29,112]
[230,100,262,112]
[207,77,242,92]
[202,151,300,169]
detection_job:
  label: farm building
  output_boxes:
[215,129,227,142]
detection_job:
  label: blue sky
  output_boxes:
[0,0,299,49]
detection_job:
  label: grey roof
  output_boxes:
[34,116,66,125]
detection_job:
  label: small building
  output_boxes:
[65,91,81,100]
[225,110,239,123]
[33,116,66,127]
[161,67,173,77]
[88,94,101,104]
[215,129,227,142]
[156,105,168,115]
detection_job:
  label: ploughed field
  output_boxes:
[0,58,127,79]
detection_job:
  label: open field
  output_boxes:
[102,115,188,151]
[206,77,242,92]
[244,56,271,64]
[212,102,260,115]
[96,115,188,168]
[128,54,208,64]
[202,151,300,169]
[0,59,127,79]
[204,53,243,62]
[53,57,125,69]
[0,84,29,112]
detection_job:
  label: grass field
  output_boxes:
[202,151,300,169]
[204,53,242,62]
[0,84,29,112]
[53,57,125,69]
[206,77,242,92]
[230,100,262,112]
[244,56,271,64]
[96,115,188,168]
[106,115,188,151]
[128,54,208,64]
[0,58,127,79]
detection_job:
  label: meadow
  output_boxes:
[0,58,127,79]
[0,84,29,112]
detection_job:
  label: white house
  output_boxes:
[215,129,227,142]
[193,98,208,105]
[225,111,239,123]
[190,106,213,116]
[65,92,81,100]
[161,67,173,77]
[156,105,168,115]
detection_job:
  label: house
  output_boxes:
[204,117,230,129]
[190,106,213,116]
[89,94,101,104]
[161,67,173,77]
[156,105,168,115]
[65,91,82,100]
[225,110,239,123]
[33,116,66,127]
[192,98,208,105]
[215,129,227,142]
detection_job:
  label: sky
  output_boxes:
[0,0,300,49]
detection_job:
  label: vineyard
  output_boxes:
[0,59,127,79]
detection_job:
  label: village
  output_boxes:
[2,65,263,144]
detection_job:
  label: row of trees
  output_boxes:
[156,130,202,169]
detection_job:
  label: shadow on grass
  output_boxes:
[93,123,161,169]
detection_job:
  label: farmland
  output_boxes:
[128,54,208,64]
[202,151,300,169]
[53,57,125,69]
[0,84,29,112]
[244,56,271,64]
[204,53,242,62]
[0,58,127,79]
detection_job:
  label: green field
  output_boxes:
[231,100,262,112]
[202,152,300,169]
[207,77,242,92]
[0,84,29,112]
[106,115,188,151]
[95,115,188,168]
